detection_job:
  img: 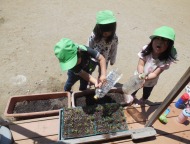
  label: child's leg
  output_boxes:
[131,89,139,103]
[142,86,154,100]
[132,90,138,96]
[64,70,79,92]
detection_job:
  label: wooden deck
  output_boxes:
[8,102,190,144]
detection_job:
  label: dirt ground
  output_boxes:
[0,0,190,120]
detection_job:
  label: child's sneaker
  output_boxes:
[120,94,134,107]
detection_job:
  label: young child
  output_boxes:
[54,38,107,92]
[125,26,177,105]
[87,10,118,77]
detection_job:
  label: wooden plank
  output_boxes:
[14,116,190,144]
[10,102,187,144]
[10,117,59,141]
[9,106,151,143]
[103,130,190,144]
[9,116,58,125]
[153,117,190,136]
[10,105,149,141]
[124,102,182,124]
[60,127,156,144]
[106,116,190,144]
[13,135,58,144]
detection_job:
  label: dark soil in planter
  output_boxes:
[60,103,128,139]
[13,97,68,113]
[75,92,124,107]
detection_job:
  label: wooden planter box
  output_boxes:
[4,92,71,119]
[72,88,124,108]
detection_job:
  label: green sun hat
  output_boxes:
[96,10,116,24]
[150,26,175,41]
[54,38,87,71]
[150,26,178,60]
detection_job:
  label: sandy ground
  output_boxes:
[0,0,190,120]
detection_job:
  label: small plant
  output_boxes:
[84,122,88,127]
[61,103,128,139]
[86,129,90,134]
[89,115,95,121]
[96,105,103,111]
[75,108,81,113]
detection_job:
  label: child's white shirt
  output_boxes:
[87,32,118,66]
[136,45,172,87]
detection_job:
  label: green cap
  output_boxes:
[150,26,175,41]
[96,10,116,24]
[150,26,177,60]
[54,38,87,71]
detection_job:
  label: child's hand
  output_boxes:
[94,80,104,88]
[141,79,146,88]
[96,75,106,88]
[99,75,106,84]
[94,80,99,88]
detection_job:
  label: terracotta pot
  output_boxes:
[4,92,71,119]
[71,88,123,107]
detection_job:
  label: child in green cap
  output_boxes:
[87,10,118,83]
[124,26,178,105]
[54,38,107,92]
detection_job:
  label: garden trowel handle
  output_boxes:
[163,108,170,116]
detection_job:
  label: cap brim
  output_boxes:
[150,34,174,41]
[97,19,116,24]
[59,54,77,71]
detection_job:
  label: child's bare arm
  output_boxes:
[78,70,98,87]
[146,68,163,80]
[137,58,163,80]
[137,58,145,74]
[97,54,107,82]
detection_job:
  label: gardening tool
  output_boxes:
[159,108,170,124]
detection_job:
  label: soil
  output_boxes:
[61,103,128,139]
[13,97,68,113]
[75,92,125,107]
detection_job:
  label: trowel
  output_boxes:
[159,108,170,124]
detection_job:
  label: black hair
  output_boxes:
[141,38,176,61]
[93,22,116,43]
